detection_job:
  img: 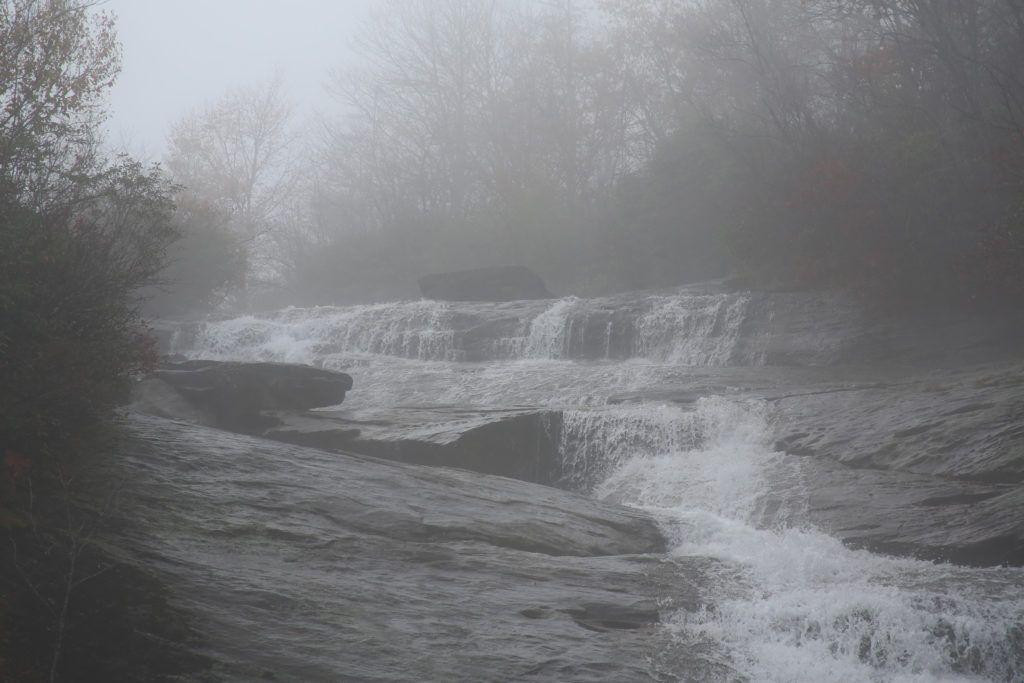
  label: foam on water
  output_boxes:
[172,290,766,365]
[174,300,462,363]
[523,297,581,359]
[166,293,1023,681]
[559,403,707,491]
[636,294,759,365]
[590,397,1024,682]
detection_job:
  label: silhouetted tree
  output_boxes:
[0,3,180,679]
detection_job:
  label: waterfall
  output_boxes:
[636,293,760,365]
[172,300,462,363]
[154,285,1023,681]
[557,403,706,492]
[585,398,1024,683]
[172,289,766,366]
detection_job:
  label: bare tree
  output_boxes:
[310,0,646,285]
[165,76,297,297]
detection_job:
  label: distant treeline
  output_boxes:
[157,0,1024,311]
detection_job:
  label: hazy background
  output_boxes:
[82,0,1024,315]
[104,0,378,155]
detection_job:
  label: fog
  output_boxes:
[2,2,1023,681]
[104,0,379,155]
[106,0,1023,315]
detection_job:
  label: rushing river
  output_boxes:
[163,288,1023,682]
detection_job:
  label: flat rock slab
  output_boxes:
[772,360,1024,483]
[263,406,565,485]
[121,413,663,557]
[135,360,353,432]
[598,361,1024,566]
[800,460,1024,566]
[109,415,732,682]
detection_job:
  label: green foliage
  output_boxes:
[0,0,178,458]
[0,0,120,206]
[0,159,177,457]
[0,3,188,679]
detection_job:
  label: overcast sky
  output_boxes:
[102,0,380,158]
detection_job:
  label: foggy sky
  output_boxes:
[103,0,380,157]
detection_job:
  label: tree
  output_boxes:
[0,3,182,679]
[0,0,120,208]
[141,193,246,318]
[289,0,651,299]
[595,0,1024,299]
[165,77,297,299]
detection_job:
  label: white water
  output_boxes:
[174,300,464,363]
[588,398,1023,682]
[171,293,1024,682]
[172,289,764,365]
[637,293,760,365]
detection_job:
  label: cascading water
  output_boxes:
[171,288,768,366]
[522,296,581,359]
[173,300,464,363]
[558,403,707,492]
[166,286,1023,681]
[636,293,760,365]
[577,398,1023,682]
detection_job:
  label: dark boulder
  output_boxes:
[136,360,353,432]
[419,265,553,302]
[259,406,565,485]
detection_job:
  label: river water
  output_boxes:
[167,289,1024,682]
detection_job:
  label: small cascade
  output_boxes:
[635,293,760,365]
[590,397,1024,683]
[156,284,1024,681]
[173,300,464,363]
[557,404,706,492]
[523,297,580,359]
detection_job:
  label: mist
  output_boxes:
[103,0,377,155]
[2,1,1023,681]
[109,0,1024,315]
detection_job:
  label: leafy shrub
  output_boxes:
[0,158,177,459]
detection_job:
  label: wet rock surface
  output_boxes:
[265,406,565,485]
[130,287,1024,679]
[134,360,352,432]
[134,372,569,485]
[772,361,1024,483]
[134,355,1024,567]
[112,415,730,682]
[799,460,1024,566]
[601,360,1024,566]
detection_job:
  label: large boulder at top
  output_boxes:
[133,360,353,432]
[418,265,552,302]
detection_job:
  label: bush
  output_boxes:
[0,158,177,459]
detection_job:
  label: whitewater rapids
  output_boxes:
[165,290,1024,681]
